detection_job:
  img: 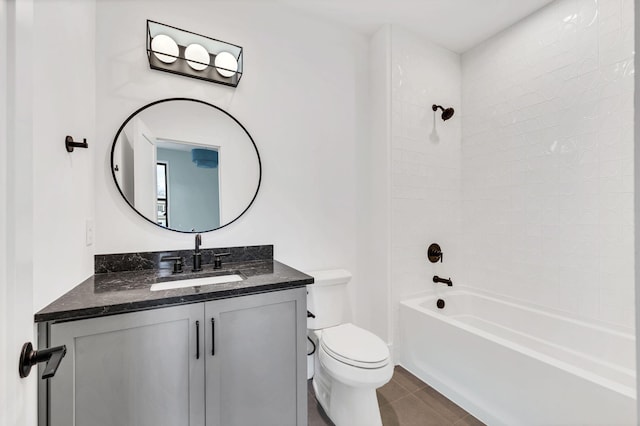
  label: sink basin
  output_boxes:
[150,274,244,292]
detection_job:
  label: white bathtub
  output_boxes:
[399,289,636,425]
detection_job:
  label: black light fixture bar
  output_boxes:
[146,20,243,87]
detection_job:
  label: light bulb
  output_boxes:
[214,51,238,77]
[151,34,178,64]
[185,44,210,71]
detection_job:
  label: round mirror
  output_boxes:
[111,98,261,233]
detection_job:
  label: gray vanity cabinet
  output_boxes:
[204,288,307,426]
[47,303,205,426]
[44,287,307,426]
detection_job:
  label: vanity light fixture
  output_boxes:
[146,20,244,87]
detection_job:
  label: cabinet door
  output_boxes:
[48,304,205,426]
[205,288,307,426]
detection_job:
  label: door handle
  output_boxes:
[211,318,215,356]
[196,321,200,359]
[19,342,67,379]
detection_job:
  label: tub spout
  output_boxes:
[433,275,453,286]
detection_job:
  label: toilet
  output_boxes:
[307,269,393,426]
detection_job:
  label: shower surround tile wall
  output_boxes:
[388,26,462,342]
[461,0,635,329]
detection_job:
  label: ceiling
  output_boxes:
[277,0,556,53]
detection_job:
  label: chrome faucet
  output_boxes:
[193,234,202,272]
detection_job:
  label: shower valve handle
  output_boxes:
[427,243,443,263]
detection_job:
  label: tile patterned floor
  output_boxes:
[308,366,485,426]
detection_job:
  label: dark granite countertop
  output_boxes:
[35,260,313,323]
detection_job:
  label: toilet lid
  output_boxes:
[320,323,389,369]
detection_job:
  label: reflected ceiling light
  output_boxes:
[185,43,210,71]
[151,34,179,63]
[192,148,219,168]
[214,52,239,77]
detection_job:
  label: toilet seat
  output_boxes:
[320,323,389,369]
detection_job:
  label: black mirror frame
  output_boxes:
[110,97,262,234]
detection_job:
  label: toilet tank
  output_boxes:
[306,269,352,330]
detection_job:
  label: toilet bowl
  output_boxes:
[306,270,392,426]
[312,324,392,426]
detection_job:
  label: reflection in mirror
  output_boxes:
[156,141,220,230]
[111,99,261,233]
[156,163,168,227]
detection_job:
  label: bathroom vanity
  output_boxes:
[32,99,312,425]
[35,246,312,426]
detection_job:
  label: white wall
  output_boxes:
[32,0,96,312]
[94,1,370,321]
[1,1,96,424]
[635,0,640,414]
[356,25,391,342]
[389,26,462,347]
[1,2,8,422]
[462,0,635,329]
[3,1,37,424]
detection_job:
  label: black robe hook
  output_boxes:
[65,135,88,152]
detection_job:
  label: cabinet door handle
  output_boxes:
[211,318,215,356]
[196,320,200,360]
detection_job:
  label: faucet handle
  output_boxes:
[161,256,184,274]
[213,252,231,269]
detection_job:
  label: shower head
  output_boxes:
[432,104,455,121]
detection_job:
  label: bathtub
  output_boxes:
[399,289,636,425]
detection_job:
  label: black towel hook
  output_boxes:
[65,135,88,153]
